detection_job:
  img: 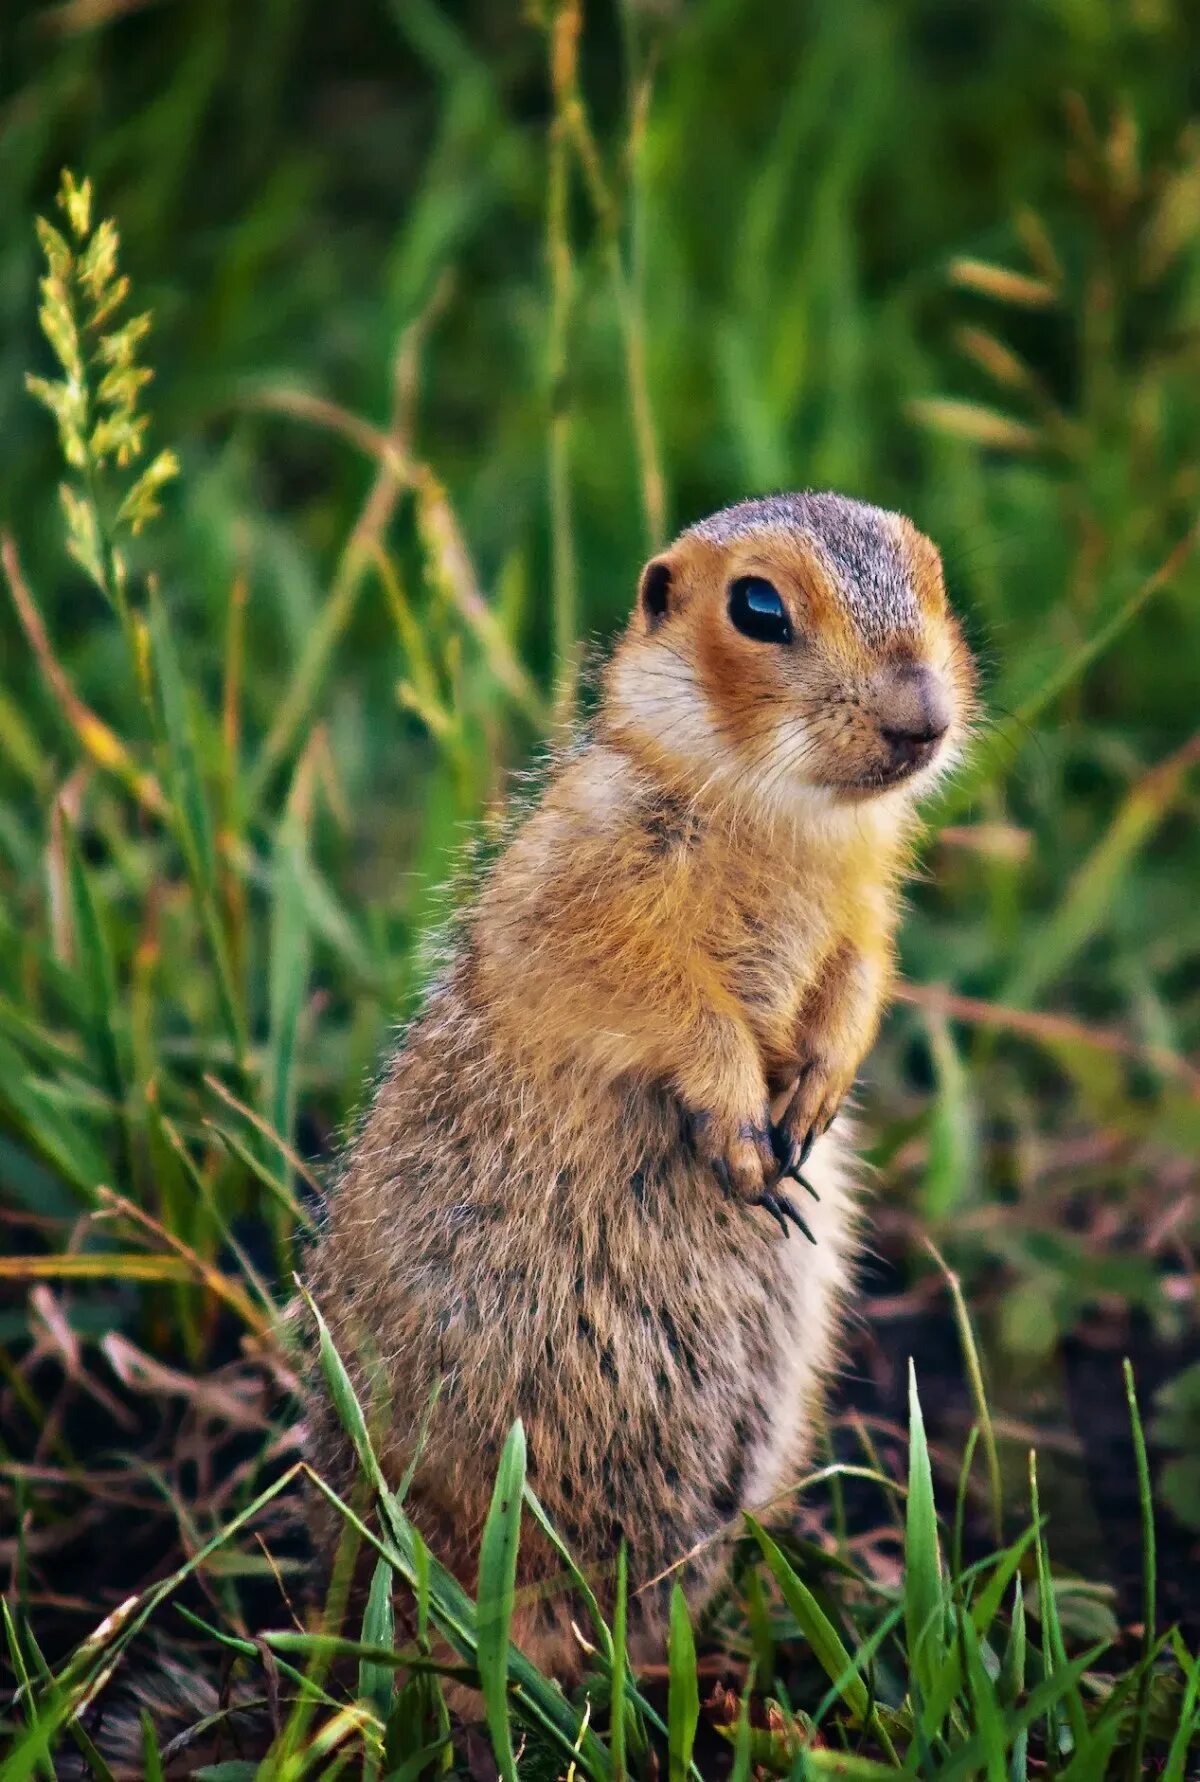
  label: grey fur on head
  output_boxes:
[684,491,922,647]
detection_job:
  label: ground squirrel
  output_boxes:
[305,491,975,1680]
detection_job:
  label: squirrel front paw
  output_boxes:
[772,1056,852,1180]
[689,1109,775,1202]
[688,1110,816,1241]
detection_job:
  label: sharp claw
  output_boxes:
[770,1122,804,1173]
[773,1189,818,1244]
[752,1188,819,1242]
[712,1157,734,1200]
[754,1191,790,1239]
[798,1128,816,1168]
[781,1160,820,1201]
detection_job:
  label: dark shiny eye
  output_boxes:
[728,576,793,645]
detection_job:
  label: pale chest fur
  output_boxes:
[481,748,905,1092]
[680,815,903,1074]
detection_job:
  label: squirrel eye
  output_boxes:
[728,576,793,645]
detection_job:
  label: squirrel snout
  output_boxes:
[876,663,952,769]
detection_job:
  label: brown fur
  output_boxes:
[304,491,975,1682]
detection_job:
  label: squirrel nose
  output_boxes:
[877,664,952,766]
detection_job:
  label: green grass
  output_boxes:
[2,0,1200,1773]
[8,1305,1195,1776]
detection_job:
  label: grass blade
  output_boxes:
[922,1009,976,1221]
[727,1663,756,1782]
[3,1601,54,1782]
[299,1317,612,1779]
[1001,1578,1028,1782]
[1123,1359,1156,1782]
[747,1516,869,1722]
[476,1420,526,1782]
[63,820,125,1117]
[1029,1449,1088,1758]
[797,1753,901,1778]
[148,583,247,1068]
[747,1516,900,1763]
[971,1524,1040,1646]
[667,1583,699,1782]
[1162,1639,1200,1782]
[905,1361,945,1710]
[933,1644,1111,1782]
[928,1239,1003,1545]
[612,1541,629,1782]
[957,1609,1009,1782]
[382,1738,453,1782]
[267,778,313,1228]
[360,1557,396,1761]
[0,1032,106,1200]
[522,1481,613,1663]
[952,1424,981,1581]
[140,1713,166,1782]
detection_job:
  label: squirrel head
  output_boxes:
[603,492,976,820]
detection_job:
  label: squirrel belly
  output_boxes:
[306,960,861,1671]
[304,490,976,1679]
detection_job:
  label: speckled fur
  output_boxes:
[304,491,975,1682]
[689,492,922,644]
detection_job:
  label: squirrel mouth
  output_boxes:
[832,748,942,798]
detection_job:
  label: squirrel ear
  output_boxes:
[638,557,673,629]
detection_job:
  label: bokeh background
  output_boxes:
[3,0,1200,1679]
